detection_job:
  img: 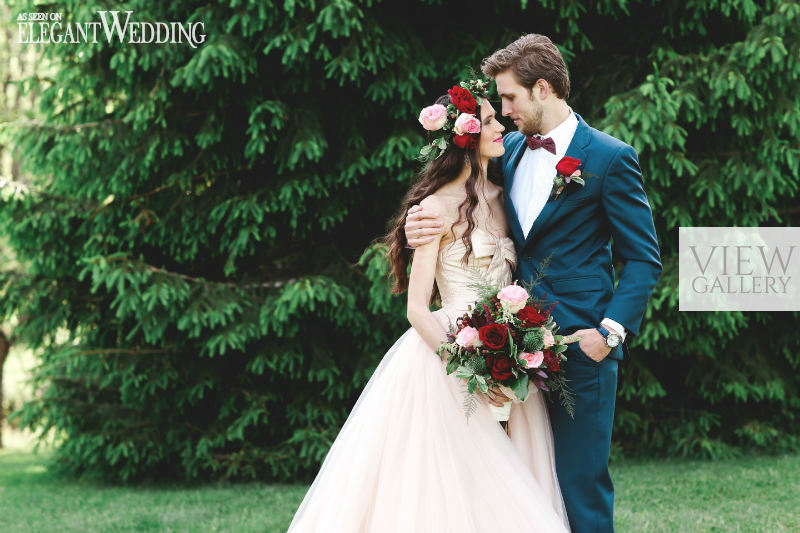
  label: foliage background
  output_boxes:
[0,0,798,482]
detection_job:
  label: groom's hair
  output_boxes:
[481,34,570,100]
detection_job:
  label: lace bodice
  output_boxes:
[436,227,517,312]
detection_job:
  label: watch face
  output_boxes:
[607,334,621,347]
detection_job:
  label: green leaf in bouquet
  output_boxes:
[546,374,576,419]
[446,355,460,375]
[559,334,581,344]
[456,365,474,379]
[462,383,478,420]
[553,343,568,354]
[467,375,477,394]
[511,373,529,402]
[465,268,501,302]
[475,374,489,393]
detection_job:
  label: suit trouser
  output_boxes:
[547,345,619,533]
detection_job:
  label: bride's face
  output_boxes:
[478,101,506,160]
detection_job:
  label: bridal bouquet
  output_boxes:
[437,277,576,422]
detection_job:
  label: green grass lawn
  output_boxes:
[613,454,800,532]
[0,431,309,533]
[1,431,798,533]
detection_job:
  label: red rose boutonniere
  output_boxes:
[551,156,592,200]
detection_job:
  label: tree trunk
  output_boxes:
[0,331,9,449]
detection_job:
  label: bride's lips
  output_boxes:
[494,136,504,143]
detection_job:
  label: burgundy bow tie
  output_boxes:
[525,135,556,154]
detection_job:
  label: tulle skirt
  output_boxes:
[287,308,570,532]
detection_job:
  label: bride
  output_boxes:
[287,79,571,532]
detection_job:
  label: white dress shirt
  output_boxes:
[510,110,578,239]
[509,109,627,342]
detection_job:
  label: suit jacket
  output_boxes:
[500,113,662,360]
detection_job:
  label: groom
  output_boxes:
[405,34,661,533]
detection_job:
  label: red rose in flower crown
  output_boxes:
[447,86,477,114]
[517,305,547,327]
[478,323,508,349]
[453,134,478,150]
[485,352,514,381]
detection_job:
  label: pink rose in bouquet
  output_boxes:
[497,284,529,313]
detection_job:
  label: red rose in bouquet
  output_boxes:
[543,349,560,372]
[478,323,508,349]
[448,86,477,114]
[517,305,547,327]
[485,352,514,381]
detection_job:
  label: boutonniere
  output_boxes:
[550,156,591,200]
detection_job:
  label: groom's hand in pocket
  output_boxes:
[404,205,443,248]
[573,328,613,363]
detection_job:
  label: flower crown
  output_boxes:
[417,78,490,162]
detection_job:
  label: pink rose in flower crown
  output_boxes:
[455,326,481,348]
[453,113,481,136]
[541,327,555,348]
[497,284,529,313]
[418,104,448,131]
[521,350,545,369]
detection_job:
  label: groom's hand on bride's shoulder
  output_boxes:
[572,328,613,363]
[404,204,444,249]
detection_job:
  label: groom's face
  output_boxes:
[495,71,543,136]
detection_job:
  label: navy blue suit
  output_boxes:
[500,113,662,533]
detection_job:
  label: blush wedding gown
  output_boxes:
[287,226,570,532]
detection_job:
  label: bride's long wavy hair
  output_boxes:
[383,94,501,301]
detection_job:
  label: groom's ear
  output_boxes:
[531,79,550,100]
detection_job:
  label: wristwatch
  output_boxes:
[597,325,622,348]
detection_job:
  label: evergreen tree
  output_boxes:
[0,0,797,482]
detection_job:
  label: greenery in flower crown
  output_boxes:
[418,78,490,163]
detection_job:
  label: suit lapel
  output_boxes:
[503,135,529,245]
[523,113,591,249]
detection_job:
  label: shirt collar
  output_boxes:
[536,108,578,157]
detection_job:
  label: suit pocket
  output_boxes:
[560,194,596,207]
[570,343,600,366]
[551,275,603,294]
